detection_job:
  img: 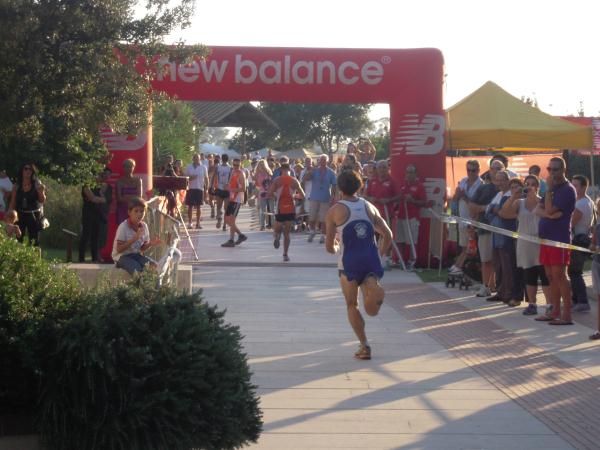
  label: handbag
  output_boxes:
[36,211,50,230]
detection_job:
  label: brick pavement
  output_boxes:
[385,283,600,450]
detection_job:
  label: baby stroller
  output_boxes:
[446,233,482,290]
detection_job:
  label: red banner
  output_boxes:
[124,46,445,265]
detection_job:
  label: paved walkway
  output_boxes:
[181,204,600,450]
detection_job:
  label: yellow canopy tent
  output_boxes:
[445,81,592,150]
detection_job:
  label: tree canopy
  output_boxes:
[0,0,204,184]
[152,100,201,172]
[229,103,373,156]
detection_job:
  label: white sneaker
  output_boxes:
[476,285,491,297]
[448,265,462,275]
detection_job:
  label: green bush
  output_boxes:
[0,234,262,449]
[38,178,82,249]
[0,233,82,415]
[37,275,262,450]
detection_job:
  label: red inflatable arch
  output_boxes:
[103,46,445,264]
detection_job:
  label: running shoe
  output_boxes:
[523,304,538,315]
[307,231,316,243]
[354,344,371,360]
[273,235,280,249]
[319,235,325,244]
[235,234,247,245]
[448,265,463,275]
[216,218,222,229]
[221,239,235,248]
[573,303,591,313]
[283,254,290,262]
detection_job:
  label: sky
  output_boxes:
[166,0,600,120]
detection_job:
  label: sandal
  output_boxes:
[534,315,554,322]
[548,319,574,326]
[589,332,600,340]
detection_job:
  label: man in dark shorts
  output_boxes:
[215,154,232,230]
[534,157,576,325]
[267,163,305,262]
[184,153,209,229]
[221,158,248,247]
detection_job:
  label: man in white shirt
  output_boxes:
[185,154,209,229]
[0,169,13,218]
[569,175,594,312]
[300,157,314,217]
[448,160,483,275]
[200,153,209,169]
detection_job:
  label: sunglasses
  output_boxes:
[547,167,561,172]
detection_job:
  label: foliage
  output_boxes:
[38,178,83,249]
[37,277,262,450]
[370,133,390,161]
[229,103,372,156]
[152,99,202,172]
[0,237,262,448]
[200,127,231,147]
[563,151,600,185]
[228,128,270,154]
[0,0,206,184]
[0,233,82,415]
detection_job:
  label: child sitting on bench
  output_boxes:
[112,197,161,275]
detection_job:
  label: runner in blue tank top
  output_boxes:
[325,170,392,360]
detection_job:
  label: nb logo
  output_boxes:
[421,177,446,218]
[392,114,445,155]
[100,130,148,152]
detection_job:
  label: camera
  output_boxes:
[522,187,529,195]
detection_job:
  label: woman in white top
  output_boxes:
[500,175,551,315]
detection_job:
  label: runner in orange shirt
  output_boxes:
[268,163,305,262]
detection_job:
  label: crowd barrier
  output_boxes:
[426,207,594,275]
[144,197,183,288]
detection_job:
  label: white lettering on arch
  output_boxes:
[338,61,359,85]
[291,60,314,84]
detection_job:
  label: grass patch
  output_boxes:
[41,247,66,262]
[416,268,448,283]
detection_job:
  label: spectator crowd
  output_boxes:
[447,154,600,341]
[3,146,600,341]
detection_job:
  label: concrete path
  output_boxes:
[181,204,599,450]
